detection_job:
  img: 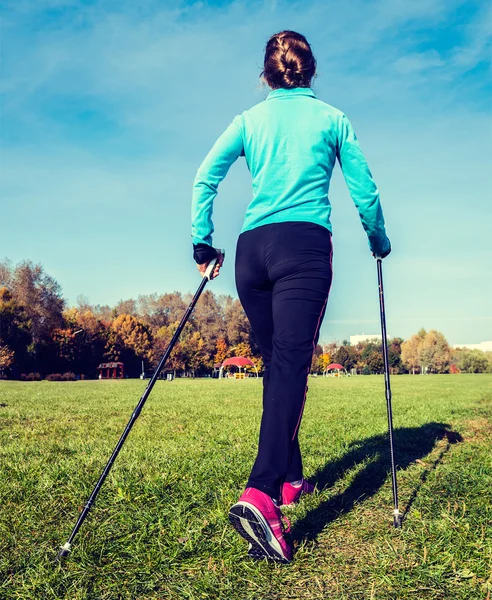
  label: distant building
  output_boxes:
[452,341,492,352]
[350,334,383,346]
[98,362,125,379]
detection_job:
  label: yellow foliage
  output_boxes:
[112,314,152,359]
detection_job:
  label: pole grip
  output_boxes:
[203,249,225,281]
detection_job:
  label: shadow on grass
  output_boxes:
[292,422,462,543]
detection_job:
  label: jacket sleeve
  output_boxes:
[191,115,244,246]
[336,113,391,256]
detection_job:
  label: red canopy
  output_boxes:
[222,357,255,368]
[326,363,344,370]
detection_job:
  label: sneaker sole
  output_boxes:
[229,502,291,564]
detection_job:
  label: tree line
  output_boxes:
[1,260,491,379]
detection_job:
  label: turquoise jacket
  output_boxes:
[191,87,390,256]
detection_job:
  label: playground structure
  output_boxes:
[323,362,348,377]
[97,362,124,379]
[219,356,258,379]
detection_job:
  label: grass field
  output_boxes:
[1,375,491,600]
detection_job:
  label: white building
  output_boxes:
[452,341,492,352]
[349,334,383,346]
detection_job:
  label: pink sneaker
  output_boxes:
[229,488,292,563]
[281,479,315,507]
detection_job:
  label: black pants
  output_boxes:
[235,221,333,500]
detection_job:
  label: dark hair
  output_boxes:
[261,30,316,89]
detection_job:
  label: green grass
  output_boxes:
[1,375,491,599]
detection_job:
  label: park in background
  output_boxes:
[1,259,491,380]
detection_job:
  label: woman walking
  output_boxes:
[191,30,391,563]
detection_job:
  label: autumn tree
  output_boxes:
[222,296,251,346]
[0,286,32,375]
[310,344,323,373]
[10,261,64,345]
[114,298,138,317]
[153,322,209,375]
[190,290,225,364]
[0,260,13,289]
[153,323,186,373]
[46,307,105,376]
[1,261,66,374]
[106,314,153,376]
[51,327,82,371]
[402,332,424,374]
[214,338,228,366]
[420,330,451,373]
[319,352,331,373]
[230,341,263,373]
[0,346,14,378]
[138,292,187,329]
[184,331,207,376]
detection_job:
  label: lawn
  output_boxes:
[1,375,491,599]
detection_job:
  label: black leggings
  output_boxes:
[235,221,333,500]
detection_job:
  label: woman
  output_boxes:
[191,30,391,563]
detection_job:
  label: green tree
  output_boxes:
[388,337,404,373]
[453,348,489,373]
[366,351,384,374]
[334,345,359,371]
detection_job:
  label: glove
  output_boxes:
[373,240,391,259]
[193,243,218,265]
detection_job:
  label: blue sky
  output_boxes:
[1,0,491,345]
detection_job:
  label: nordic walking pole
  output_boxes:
[376,256,401,528]
[58,252,224,559]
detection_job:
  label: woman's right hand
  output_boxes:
[197,250,224,279]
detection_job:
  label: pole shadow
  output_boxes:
[292,422,462,543]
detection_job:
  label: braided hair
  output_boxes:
[261,30,317,89]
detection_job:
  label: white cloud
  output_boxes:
[393,50,444,74]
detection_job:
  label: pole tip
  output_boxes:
[393,510,402,528]
[58,542,71,559]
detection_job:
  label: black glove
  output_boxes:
[373,241,391,259]
[193,243,218,265]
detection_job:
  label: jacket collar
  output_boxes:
[266,87,316,100]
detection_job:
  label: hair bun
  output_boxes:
[261,30,316,89]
